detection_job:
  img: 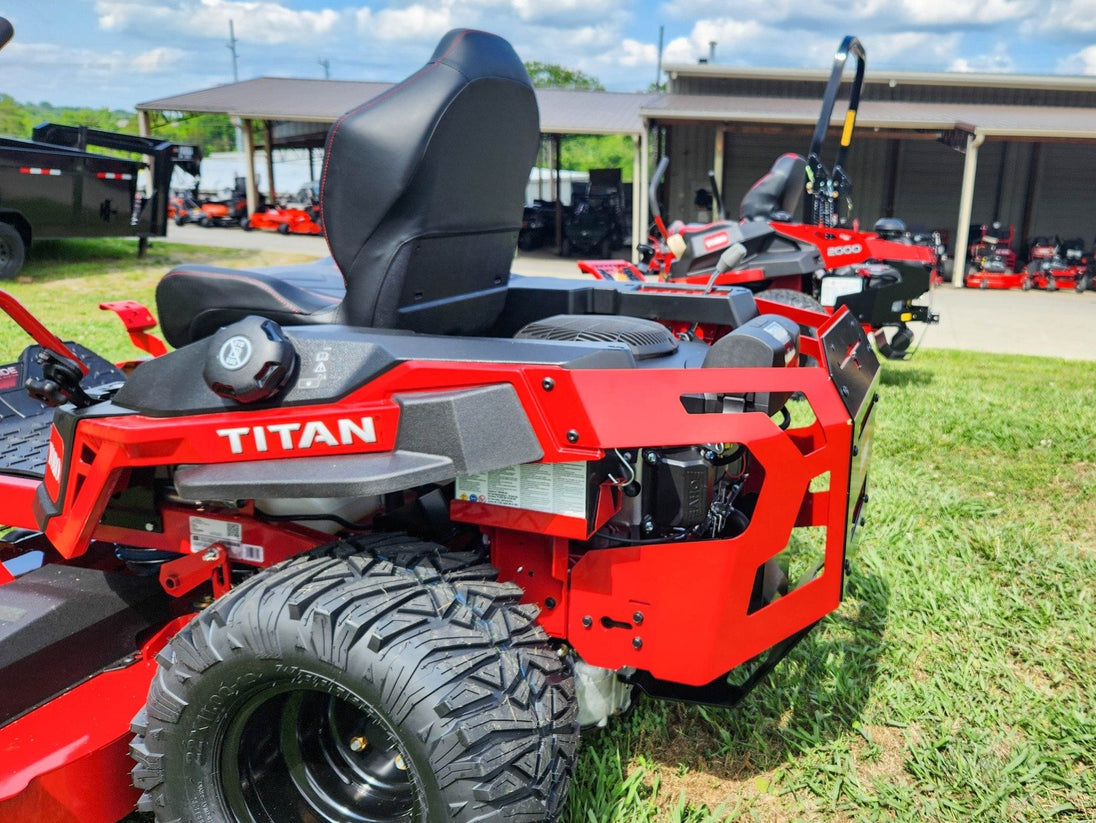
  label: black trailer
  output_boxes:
[0,123,200,278]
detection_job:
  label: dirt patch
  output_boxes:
[850,723,911,788]
[635,717,912,820]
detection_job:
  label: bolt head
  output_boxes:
[582,615,593,628]
[566,429,579,443]
[632,637,643,650]
[542,377,555,391]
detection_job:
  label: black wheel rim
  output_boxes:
[219,682,419,823]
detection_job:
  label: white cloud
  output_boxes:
[895,0,1035,25]
[8,40,130,75]
[1040,0,1096,32]
[662,19,769,65]
[949,42,1015,73]
[373,5,454,41]
[1059,44,1096,74]
[96,0,341,45]
[867,31,963,70]
[132,46,186,73]
[511,0,624,26]
[660,0,1033,28]
[615,38,658,68]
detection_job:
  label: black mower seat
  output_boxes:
[156,260,342,348]
[740,153,807,222]
[156,29,539,346]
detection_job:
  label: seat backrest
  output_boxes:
[739,153,807,222]
[320,29,539,334]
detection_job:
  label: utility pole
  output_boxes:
[227,20,239,82]
[318,58,330,79]
[228,20,241,151]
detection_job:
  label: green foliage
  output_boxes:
[149,112,236,155]
[0,239,313,363]
[559,134,634,181]
[0,94,137,140]
[524,63,630,180]
[525,61,604,91]
[0,94,235,158]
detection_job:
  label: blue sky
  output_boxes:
[4,0,1096,110]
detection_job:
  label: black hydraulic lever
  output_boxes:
[25,349,94,408]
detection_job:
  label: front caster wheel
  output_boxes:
[131,535,578,822]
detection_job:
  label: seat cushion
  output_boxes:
[156,261,343,347]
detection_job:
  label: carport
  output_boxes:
[136,80,658,258]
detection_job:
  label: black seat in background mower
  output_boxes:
[740,153,807,222]
[156,29,539,348]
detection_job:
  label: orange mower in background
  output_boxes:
[242,204,323,236]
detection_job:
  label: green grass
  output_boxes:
[0,237,315,363]
[564,350,1096,822]
[5,244,1093,821]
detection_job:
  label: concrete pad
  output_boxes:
[920,285,1096,361]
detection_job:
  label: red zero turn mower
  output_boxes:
[0,25,878,823]
[581,36,937,361]
[964,222,1023,290]
[1022,236,1087,291]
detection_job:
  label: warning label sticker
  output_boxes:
[456,462,587,519]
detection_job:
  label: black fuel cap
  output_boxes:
[203,316,297,404]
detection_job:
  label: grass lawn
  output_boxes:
[2,241,1092,822]
[565,350,1096,822]
[0,237,315,364]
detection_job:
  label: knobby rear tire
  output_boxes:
[130,533,578,823]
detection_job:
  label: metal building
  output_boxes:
[651,62,1096,278]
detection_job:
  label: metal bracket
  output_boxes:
[159,544,231,599]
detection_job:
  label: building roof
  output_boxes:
[640,93,1096,141]
[138,77,656,136]
[138,75,1096,144]
[664,62,1096,93]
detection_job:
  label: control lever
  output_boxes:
[704,243,748,293]
[25,349,94,408]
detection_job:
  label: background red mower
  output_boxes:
[241,205,323,235]
[964,223,1023,289]
[582,36,936,360]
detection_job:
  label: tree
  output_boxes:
[524,61,604,91]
